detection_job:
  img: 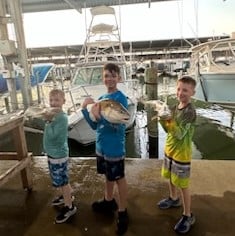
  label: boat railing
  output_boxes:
[64,85,91,113]
[121,78,141,99]
[191,38,235,73]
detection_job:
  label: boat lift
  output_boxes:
[0,0,32,111]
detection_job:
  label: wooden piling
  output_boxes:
[144,67,158,158]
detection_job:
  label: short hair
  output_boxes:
[49,88,65,98]
[103,63,120,75]
[178,75,196,88]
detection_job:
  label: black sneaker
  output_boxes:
[92,198,118,215]
[55,205,77,224]
[51,195,75,206]
[174,213,196,234]
[116,209,129,235]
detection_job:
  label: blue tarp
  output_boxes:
[0,63,54,93]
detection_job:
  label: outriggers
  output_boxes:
[188,36,235,109]
[66,5,139,145]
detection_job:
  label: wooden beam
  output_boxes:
[0,155,32,188]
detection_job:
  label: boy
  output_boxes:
[81,63,129,235]
[43,88,77,224]
[157,76,196,234]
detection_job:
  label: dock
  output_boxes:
[0,157,235,236]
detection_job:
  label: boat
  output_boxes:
[188,36,235,109]
[0,62,55,93]
[66,5,140,145]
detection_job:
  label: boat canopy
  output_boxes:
[90,5,115,16]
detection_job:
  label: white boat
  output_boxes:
[188,37,235,109]
[66,5,140,145]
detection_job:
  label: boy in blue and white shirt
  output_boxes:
[82,63,128,235]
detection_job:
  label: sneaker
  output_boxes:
[157,197,181,209]
[51,195,75,206]
[174,214,196,234]
[116,209,129,235]
[55,205,77,224]
[92,198,118,215]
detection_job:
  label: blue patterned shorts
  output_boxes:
[48,156,69,187]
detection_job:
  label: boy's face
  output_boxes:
[103,69,120,91]
[49,93,65,108]
[176,81,195,104]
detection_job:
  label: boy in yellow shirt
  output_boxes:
[158,76,196,234]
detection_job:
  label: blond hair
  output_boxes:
[49,89,65,98]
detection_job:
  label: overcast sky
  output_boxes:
[21,0,235,48]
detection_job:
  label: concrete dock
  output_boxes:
[0,157,235,236]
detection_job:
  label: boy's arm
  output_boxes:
[81,97,98,130]
[159,108,196,140]
[160,118,193,140]
[81,108,98,130]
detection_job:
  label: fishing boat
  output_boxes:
[188,36,235,109]
[66,5,139,145]
[0,62,55,93]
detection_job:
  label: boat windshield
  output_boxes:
[211,41,235,65]
[72,66,103,86]
[72,64,128,86]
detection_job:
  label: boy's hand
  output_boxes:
[82,97,95,109]
[43,107,62,121]
[158,105,171,120]
[159,114,172,121]
[89,103,101,121]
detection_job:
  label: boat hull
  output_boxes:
[193,72,235,106]
[68,112,96,145]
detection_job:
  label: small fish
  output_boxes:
[24,106,62,121]
[89,99,130,124]
[145,100,171,120]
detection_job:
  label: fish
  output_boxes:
[144,100,171,120]
[89,99,130,124]
[24,106,62,121]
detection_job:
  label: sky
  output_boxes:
[19,0,235,48]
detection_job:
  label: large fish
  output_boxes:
[89,99,130,124]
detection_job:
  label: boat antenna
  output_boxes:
[194,0,199,40]
[118,0,122,40]
[84,1,87,57]
[177,0,183,39]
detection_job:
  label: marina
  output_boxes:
[0,1,235,235]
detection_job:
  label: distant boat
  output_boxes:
[66,5,140,145]
[188,37,235,109]
[0,63,55,93]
